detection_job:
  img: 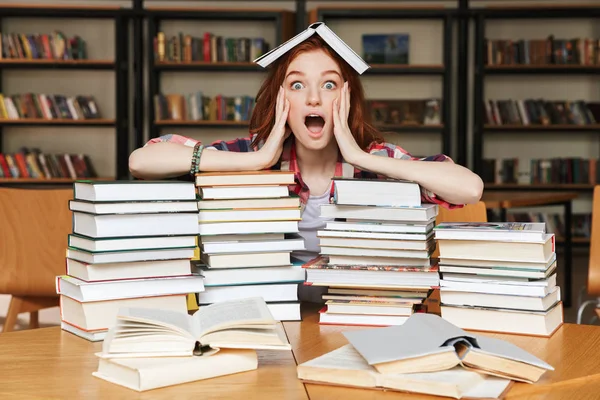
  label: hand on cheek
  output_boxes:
[333,81,363,164]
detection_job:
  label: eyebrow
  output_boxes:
[285,70,342,79]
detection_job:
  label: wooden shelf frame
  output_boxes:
[146,8,296,140]
[471,5,600,186]
[0,5,131,182]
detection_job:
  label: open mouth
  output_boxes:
[305,115,325,134]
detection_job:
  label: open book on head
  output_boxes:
[343,313,553,383]
[254,22,370,74]
[100,297,291,358]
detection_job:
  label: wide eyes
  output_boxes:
[290,80,337,90]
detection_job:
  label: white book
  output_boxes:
[440,286,561,312]
[56,275,205,302]
[326,220,435,234]
[254,22,370,74]
[198,283,299,304]
[198,220,299,235]
[198,197,300,210]
[318,229,433,241]
[68,234,197,252]
[320,203,438,222]
[69,199,198,214]
[66,258,192,282]
[200,233,285,243]
[199,185,289,200]
[202,251,292,269]
[333,178,421,207]
[434,222,547,242]
[201,265,305,287]
[73,212,199,238]
[198,207,301,223]
[202,238,305,254]
[267,302,301,321]
[61,321,107,342]
[60,294,188,331]
[320,246,431,259]
[66,247,196,264]
[73,180,196,202]
[319,237,434,251]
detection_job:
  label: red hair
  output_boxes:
[250,35,383,150]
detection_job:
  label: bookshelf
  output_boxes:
[145,8,295,141]
[0,5,130,184]
[308,6,455,159]
[472,4,600,191]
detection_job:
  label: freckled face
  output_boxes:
[283,49,343,150]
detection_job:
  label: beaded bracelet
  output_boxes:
[189,143,205,176]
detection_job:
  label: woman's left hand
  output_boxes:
[333,81,365,165]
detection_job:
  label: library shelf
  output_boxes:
[484,184,595,191]
[0,119,116,127]
[483,125,600,133]
[0,177,114,184]
[365,64,445,75]
[154,61,263,72]
[0,59,116,70]
[484,64,600,75]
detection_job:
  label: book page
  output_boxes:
[302,344,376,372]
[116,307,196,340]
[195,297,275,339]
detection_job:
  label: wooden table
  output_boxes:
[481,191,579,307]
[0,327,308,399]
[2,309,600,399]
[284,305,600,400]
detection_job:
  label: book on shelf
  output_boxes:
[93,348,258,392]
[481,156,600,186]
[362,33,409,64]
[154,31,269,63]
[297,344,513,399]
[254,22,370,74]
[367,99,442,127]
[0,150,97,179]
[0,31,88,60]
[343,313,553,383]
[0,93,101,120]
[154,92,255,122]
[99,297,291,358]
[484,36,600,66]
[483,99,599,127]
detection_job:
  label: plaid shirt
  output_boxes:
[145,133,462,210]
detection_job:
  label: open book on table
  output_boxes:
[100,297,291,358]
[297,344,513,400]
[343,313,553,383]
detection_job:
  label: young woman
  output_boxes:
[129,34,484,300]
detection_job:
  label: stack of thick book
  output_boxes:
[434,222,563,337]
[297,313,554,398]
[194,171,307,321]
[305,178,440,326]
[92,297,291,392]
[56,180,204,341]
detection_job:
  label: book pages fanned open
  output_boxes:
[342,313,553,383]
[254,22,370,74]
[297,344,512,399]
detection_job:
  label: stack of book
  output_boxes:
[297,313,553,398]
[434,222,563,337]
[56,180,205,341]
[194,171,308,321]
[305,178,440,326]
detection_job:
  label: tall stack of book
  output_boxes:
[305,178,440,326]
[56,180,205,341]
[194,171,307,321]
[434,222,563,337]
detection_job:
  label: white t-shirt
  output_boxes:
[292,190,333,303]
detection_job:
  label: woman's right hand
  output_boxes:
[258,85,290,169]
